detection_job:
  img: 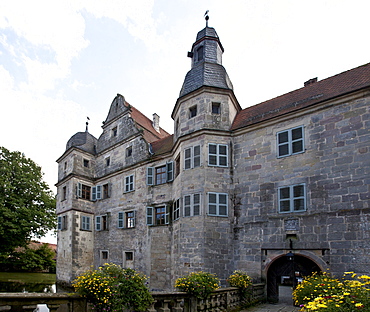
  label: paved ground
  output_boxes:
[241,302,300,312]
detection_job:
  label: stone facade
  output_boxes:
[56,24,370,298]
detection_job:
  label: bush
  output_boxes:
[293,272,370,311]
[227,270,252,291]
[175,271,220,299]
[73,263,153,311]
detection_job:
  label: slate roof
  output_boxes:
[179,62,233,98]
[66,131,98,154]
[231,63,370,131]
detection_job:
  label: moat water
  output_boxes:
[0,272,56,293]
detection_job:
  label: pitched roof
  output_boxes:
[151,134,174,155]
[129,104,170,143]
[231,63,370,131]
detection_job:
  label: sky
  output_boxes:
[1,0,370,243]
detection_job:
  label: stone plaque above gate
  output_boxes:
[284,218,299,231]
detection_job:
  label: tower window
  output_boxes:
[126,146,132,157]
[212,103,221,114]
[112,127,117,137]
[106,157,110,167]
[189,106,197,119]
[83,159,89,167]
[197,46,204,61]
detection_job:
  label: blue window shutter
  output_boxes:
[133,211,136,227]
[166,162,174,182]
[147,167,154,185]
[77,182,82,198]
[146,207,153,225]
[165,205,170,224]
[96,216,101,231]
[96,185,102,200]
[57,216,62,230]
[92,187,97,201]
[118,212,124,228]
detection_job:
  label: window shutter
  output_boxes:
[184,195,191,217]
[86,216,91,230]
[57,216,62,230]
[184,148,192,169]
[146,207,153,225]
[194,145,201,167]
[118,212,124,228]
[166,161,174,182]
[96,185,102,200]
[165,205,170,224]
[96,216,101,231]
[133,210,136,227]
[92,187,97,201]
[147,167,154,185]
[131,175,135,191]
[77,182,82,198]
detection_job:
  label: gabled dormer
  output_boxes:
[172,23,241,140]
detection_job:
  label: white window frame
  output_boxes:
[184,193,201,217]
[277,126,305,158]
[81,215,91,231]
[208,143,228,167]
[125,175,135,193]
[184,145,201,170]
[173,198,181,221]
[208,192,228,217]
[278,184,306,213]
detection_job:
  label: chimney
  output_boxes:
[304,77,318,87]
[152,113,160,133]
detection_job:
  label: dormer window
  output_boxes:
[197,46,204,62]
[112,127,117,137]
[83,159,89,168]
[189,106,197,119]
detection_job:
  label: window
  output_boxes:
[118,211,136,228]
[83,159,89,167]
[57,215,67,230]
[125,175,134,192]
[146,206,169,225]
[278,184,306,213]
[106,157,110,167]
[184,145,201,169]
[212,103,220,114]
[208,192,228,216]
[184,193,201,217]
[81,215,91,231]
[126,146,132,157]
[64,161,67,170]
[112,127,117,137]
[92,184,110,201]
[77,183,91,200]
[96,215,108,231]
[101,250,109,260]
[146,162,173,185]
[125,252,133,261]
[173,198,180,221]
[175,155,180,178]
[197,46,204,61]
[189,106,197,119]
[277,126,304,157]
[62,186,67,201]
[208,143,228,167]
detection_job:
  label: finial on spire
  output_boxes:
[86,116,90,132]
[204,10,209,27]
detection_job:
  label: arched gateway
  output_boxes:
[266,254,321,303]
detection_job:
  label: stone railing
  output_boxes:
[0,284,265,312]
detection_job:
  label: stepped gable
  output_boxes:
[231,62,370,130]
[65,131,97,154]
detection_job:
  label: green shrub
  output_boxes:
[175,271,220,299]
[227,270,252,290]
[73,263,153,311]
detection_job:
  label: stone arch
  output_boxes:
[266,252,322,303]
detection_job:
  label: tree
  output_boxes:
[0,147,56,253]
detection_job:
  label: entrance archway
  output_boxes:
[266,254,321,303]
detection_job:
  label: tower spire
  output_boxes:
[204,10,209,27]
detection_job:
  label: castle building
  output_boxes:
[56,22,370,301]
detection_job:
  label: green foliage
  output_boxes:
[73,263,153,312]
[0,243,56,272]
[293,272,370,311]
[0,147,56,253]
[175,271,220,299]
[227,270,252,290]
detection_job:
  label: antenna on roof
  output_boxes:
[86,117,90,132]
[204,10,209,27]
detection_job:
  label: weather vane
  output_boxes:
[204,10,209,27]
[86,116,90,132]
